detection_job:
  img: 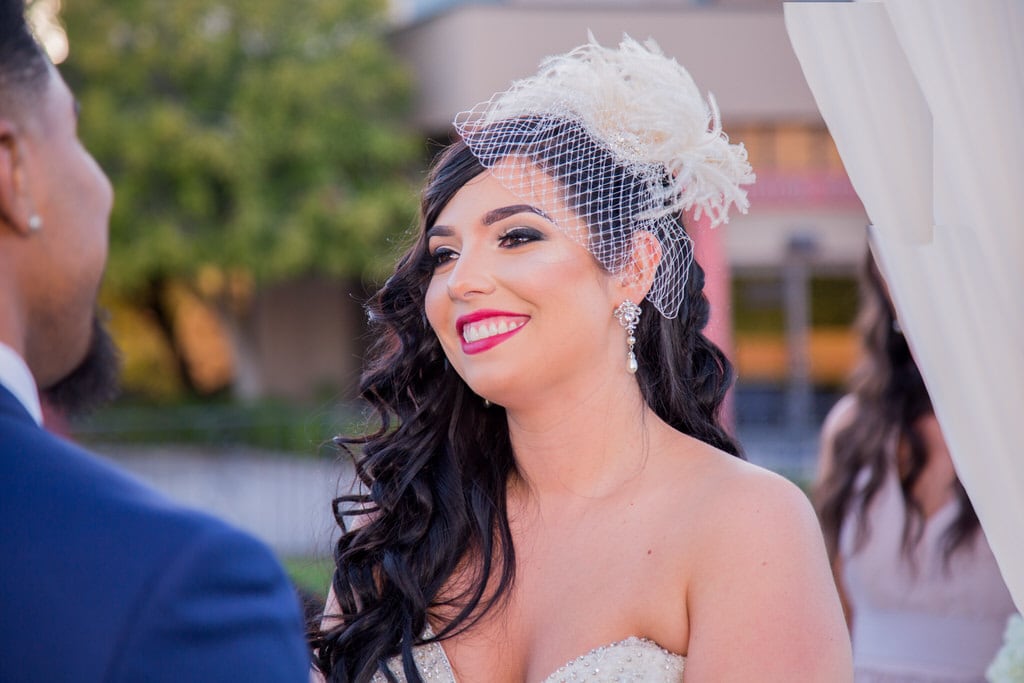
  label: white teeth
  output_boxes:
[462,319,524,343]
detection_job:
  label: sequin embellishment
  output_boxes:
[541,637,685,683]
[372,638,456,682]
[372,635,685,682]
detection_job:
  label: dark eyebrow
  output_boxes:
[427,204,550,239]
[426,225,453,239]
[483,204,550,225]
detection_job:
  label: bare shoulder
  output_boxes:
[817,393,860,484]
[693,446,820,551]
[647,430,807,520]
[648,434,823,568]
[672,438,853,680]
[822,394,859,442]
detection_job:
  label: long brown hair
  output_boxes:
[816,253,979,565]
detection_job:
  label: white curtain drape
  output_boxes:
[784,0,1024,611]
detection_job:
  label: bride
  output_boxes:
[314,37,851,682]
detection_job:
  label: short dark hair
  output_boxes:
[0,0,50,119]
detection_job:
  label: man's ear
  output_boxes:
[0,119,33,236]
[617,230,662,303]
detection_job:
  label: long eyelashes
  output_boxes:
[497,227,544,247]
[430,247,457,267]
[427,226,546,270]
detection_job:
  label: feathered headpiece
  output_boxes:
[453,35,755,318]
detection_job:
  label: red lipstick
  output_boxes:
[456,310,529,355]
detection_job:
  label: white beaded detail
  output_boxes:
[542,637,685,683]
[372,638,456,682]
[373,634,685,682]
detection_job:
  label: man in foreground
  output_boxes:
[0,2,309,679]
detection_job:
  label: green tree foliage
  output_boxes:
[60,0,421,295]
[56,0,422,398]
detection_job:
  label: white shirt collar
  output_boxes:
[0,342,44,426]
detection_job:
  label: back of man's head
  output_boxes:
[0,0,49,120]
[0,0,121,412]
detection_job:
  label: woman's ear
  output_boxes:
[617,230,662,303]
[0,120,34,236]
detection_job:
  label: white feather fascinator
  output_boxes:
[453,35,755,318]
[457,35,754,227]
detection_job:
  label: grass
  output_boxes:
[285,556,334,600]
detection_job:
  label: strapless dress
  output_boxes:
[371,635,686,682]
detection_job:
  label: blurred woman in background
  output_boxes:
[816,252,1015,682]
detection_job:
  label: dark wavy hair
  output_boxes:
[816,253,979,567]
[313,118,741,683]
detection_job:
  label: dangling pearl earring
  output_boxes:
[613,299,642,374]
[28,214,42,232]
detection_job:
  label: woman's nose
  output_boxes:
[446,248,495,300]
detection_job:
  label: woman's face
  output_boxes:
[424,161,626,407]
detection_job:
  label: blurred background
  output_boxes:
[30,0,866,599]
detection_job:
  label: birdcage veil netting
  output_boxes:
[453,36,755,319]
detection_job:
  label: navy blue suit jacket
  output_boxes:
[0,386,310,681]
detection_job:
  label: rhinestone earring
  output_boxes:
[28,214,42,232]
[613,299,642,374]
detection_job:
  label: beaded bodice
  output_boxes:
[371,635,685,682]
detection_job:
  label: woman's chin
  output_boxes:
[464,380,524,412]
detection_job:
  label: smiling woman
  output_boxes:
[425,166,627,406]
[314,37,852,683]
